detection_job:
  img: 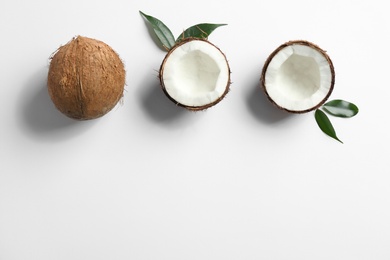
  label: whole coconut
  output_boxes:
[47,36,125,120]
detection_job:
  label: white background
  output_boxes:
[1,0,389,259]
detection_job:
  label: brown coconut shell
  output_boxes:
[260,40,335,114]
[47,36,125,120]
[159,38,231,111]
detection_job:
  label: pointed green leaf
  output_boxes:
[176,23,227,42]
[323,99,359,118]
[315,109,343,143]
[140,11,175,50]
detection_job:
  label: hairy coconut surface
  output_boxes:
[159,38,231,111]
[47,36,125,120]
[261,40,335,113]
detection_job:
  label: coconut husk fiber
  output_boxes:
[47,36,125,120]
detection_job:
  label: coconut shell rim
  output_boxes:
[260,40,336,114]
[159,38,231,111]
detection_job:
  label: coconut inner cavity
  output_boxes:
[275,54,320,99]
[161,40,230,107]
[176,50,220,94]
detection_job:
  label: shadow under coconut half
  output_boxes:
[261,40,335,114]
[247,78,294,124]
[139,74,188,123]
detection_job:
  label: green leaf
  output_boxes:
[176,23,227,42]
[315,109,343,143]
[139,11,175,50]
[322,99,359,118]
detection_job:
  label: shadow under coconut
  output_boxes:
[138,75,188,124]
[246,79,294,124]
[18,67,96,142]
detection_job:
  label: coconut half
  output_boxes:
[261,40,335,113]
[159,38,231,111]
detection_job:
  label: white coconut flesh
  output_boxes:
[161,40,230,108]
[264,43,334,112]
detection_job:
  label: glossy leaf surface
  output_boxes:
[140,11,175,50]
[315,109,343,143]
[176,23,227,42]
[323,99,359,118]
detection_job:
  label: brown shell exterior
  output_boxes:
[48,36,125,120]
[159,38,231,111]
[260,40,335,114]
